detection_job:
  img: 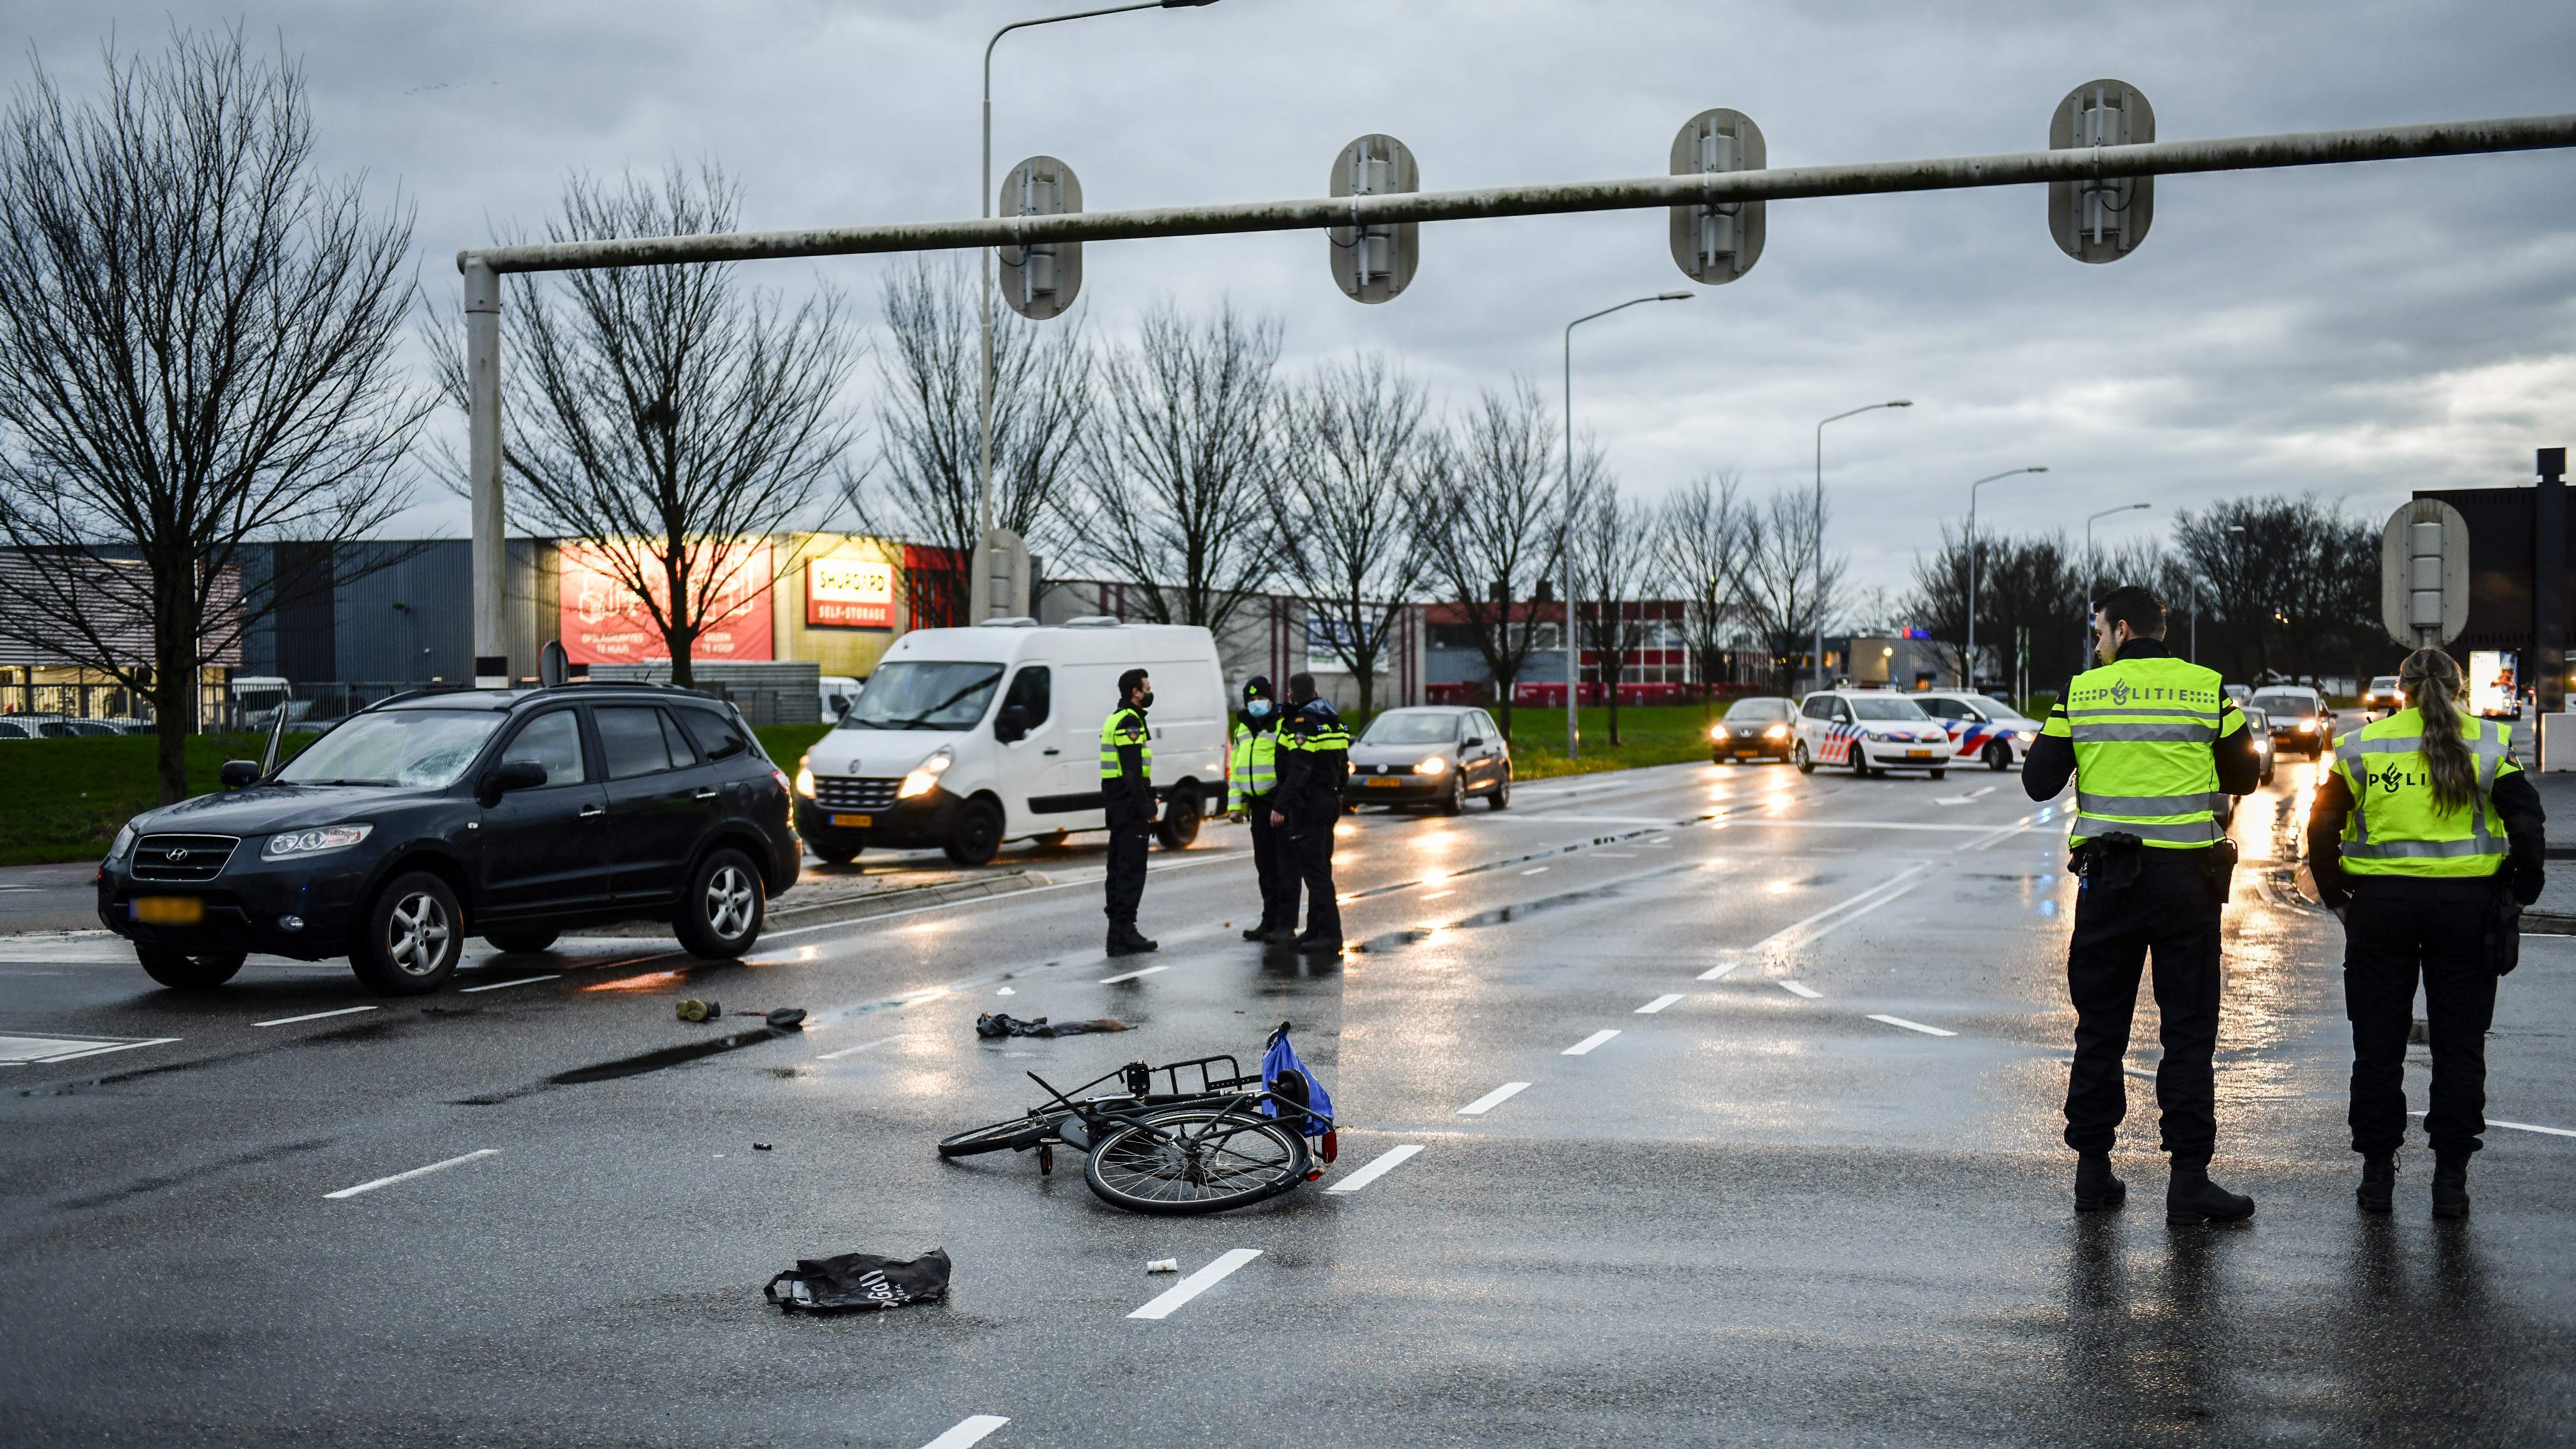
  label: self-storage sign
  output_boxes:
[807,557,893,629]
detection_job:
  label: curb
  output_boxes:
[2525,911,2576,936]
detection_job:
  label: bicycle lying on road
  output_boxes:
[938,1023,1337,1216]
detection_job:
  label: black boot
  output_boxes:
[1241,924,1273,941]
[1259,927,1296,944]
[1294,932,1343,955]
[2074,1151,2126,1212]
[1106,923,1159,957]
[2431,1150,2471,1220]
[2356,1150,2396,1213]
[2165,1158,2255,1226]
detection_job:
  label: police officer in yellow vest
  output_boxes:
[1227,676,1294,942]
[1101,668,1158,957]
[1269,672,1350,954]
[2023,585,2263,1224]
[2307,646,2545,1218]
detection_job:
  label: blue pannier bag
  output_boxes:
[1260,1021,1334,1143]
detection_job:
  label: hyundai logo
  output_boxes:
[166,848,190,863]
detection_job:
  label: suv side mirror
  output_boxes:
[478,758,549,806]
[995,704,1030,743]
[219,759,261,790]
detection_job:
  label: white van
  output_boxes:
[790,618,1228,866]
[819,674,862,722]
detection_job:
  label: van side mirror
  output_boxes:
[219,759,261,790]
[478,758,549,806]
[995,704,1030,743]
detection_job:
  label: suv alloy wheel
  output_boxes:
[353,871,463,995]
[676,848,766,959]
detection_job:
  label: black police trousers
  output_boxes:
[1103,811,1150,926]
[1284,804,1341,941]
[1244,794,1294,930]
[2064,847,2222,1160]
[2344,880,2499,1157]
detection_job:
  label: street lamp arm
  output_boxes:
[986,1,1166,91]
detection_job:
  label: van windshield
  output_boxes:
[837,662,1004,731]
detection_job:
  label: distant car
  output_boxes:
[0,718,36,740]
[2222,683,2252,707]
[2244,705,2277,786]
[820,675,862,723]
[1910,691,2041,771]
[1792,690,1953,779]
[2250,686,2331,758]
[2359,674,2403,720]
[1344,705,1512,814]
[96,682,799,995]
[36,718,116,738]
[1710,696,1798,764]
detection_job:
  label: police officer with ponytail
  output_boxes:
[2308,646,2546,1218]
[1227,676,1293,942]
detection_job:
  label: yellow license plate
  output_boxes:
[1908,749,1941,759]
[131,897,203,926]
[1364,777,1403,788]
[829,814,872,828]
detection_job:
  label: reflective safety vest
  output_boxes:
[1277,702,1351,756]
[2044,654,2237,849]
[1227,721,1278,809]
[2333,707,2517,877]
[1100,706,1151,782]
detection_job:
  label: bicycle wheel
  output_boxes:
[1081,1104,1312,1215]
[937,1114,1060,1159]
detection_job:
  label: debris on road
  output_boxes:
[743,1007,807,1030]
[1146,1258,1180,1274]
[764,1249,950,1314]
[676,998,722,1023]
[975,1012,1130,1039]
[753,1142,773,1151]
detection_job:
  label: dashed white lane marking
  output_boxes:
[461,975,558,993]
[1563,1029,1620,1056]
[1325,1144,1423,1194]
[1934,785,2000,806]
[919,1415,1010,1448]
[324,1148,498,1200]
[1778,980,1823,999]
[0,1034,179,1065]
[1520,866,1549,876]
[1129,1248,1263,1320]
[2413,1110,2576,1139]
[1457,1081,1531,1116]
[1868,1013,1957,1037]
[1423,890,1455,900]
[1098,965,1168,984]
[1594,851,1636,858]
[255,1005,379,1028]
[1695,962,1737,982]
[1636,993,1687,1014]
[815,1035,904,1061]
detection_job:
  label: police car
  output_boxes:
[1910,691,2042,771]
[1791,690,1954,778]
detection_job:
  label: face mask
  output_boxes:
[1136,690,1154,710]
[1247,700,1272,720]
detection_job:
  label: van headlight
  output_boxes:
[897,747,955,799]
[107,822,137,863]
[794,758,816,798]
[1417,754,1448,776]
[263,823,374,860]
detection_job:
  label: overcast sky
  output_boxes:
[11,0,2575,605]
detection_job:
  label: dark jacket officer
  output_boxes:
[1101,667,1158,955]
[1269,673,1349,953]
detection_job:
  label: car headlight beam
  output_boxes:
[1417,754,1448,776]
[263,823,375,860]
[1763,723,1789,740]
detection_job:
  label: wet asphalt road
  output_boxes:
[4,748,2574,1447]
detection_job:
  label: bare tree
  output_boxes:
[1657,470,1750,704]
[1416,380,1566,741]
[1907,524,1976,687]
[436,163,863,686]
[1571,466,1658,745]
[0,29,427,802]
[1269,351,1431,719]
[854,256,1089,628]
[1068,300,1281,637]
[1732,486,1845,696]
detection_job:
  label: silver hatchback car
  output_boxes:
[1342,705,1513,814]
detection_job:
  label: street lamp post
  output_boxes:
[2080,501,2152,672]
[976,1,1220,623]
[1964,466,2046,691]
[1810,400,1910,691]
[1560,292,1690,759]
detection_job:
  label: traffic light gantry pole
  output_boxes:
[457,110,2576,681]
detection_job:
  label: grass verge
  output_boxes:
[1496,703,1724,782]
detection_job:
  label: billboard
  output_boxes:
[806,555,894,629]
[559,542,773,665]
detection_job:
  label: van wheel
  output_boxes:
[1983,741,2011,772]
[676,849,765,959]
[484,928,559,954]
[1156,789,1203,850]
[351,872,462,995]
[945,799,1004,866]
[137,946,245,991]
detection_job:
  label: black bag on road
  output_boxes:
[764,1249,950,1313]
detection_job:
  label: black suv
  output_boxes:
[97,684,799,995]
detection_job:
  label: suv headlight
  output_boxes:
[263,823,374,860]
[106,822,137,863]
[897,747,955,799]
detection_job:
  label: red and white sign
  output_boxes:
[806,556,894,629]
[559,542,774,665]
